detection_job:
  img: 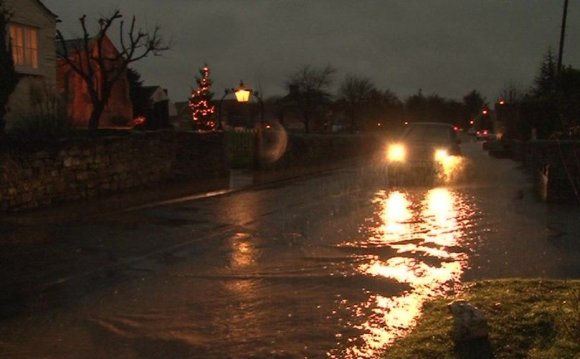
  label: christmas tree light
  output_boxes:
[189,64,217,131]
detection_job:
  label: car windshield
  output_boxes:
[402,124,453,143]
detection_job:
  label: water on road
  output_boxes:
[0,142,578,358]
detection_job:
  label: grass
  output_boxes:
[383,279,580,359]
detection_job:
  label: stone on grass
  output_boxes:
[449,300,489,341]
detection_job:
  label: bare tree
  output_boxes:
[0,0,18,133]
[365,89,404,131]
[337,75,375,132]
[56,10,168,130]
[285,65,336,133]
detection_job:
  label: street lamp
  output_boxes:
[234,81,251,103]
[217,81,264,130]
[235,81,264,124]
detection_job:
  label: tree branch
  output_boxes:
[55,9,168,129]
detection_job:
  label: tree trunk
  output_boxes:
[88,85,113,130]
[89,103,105,130]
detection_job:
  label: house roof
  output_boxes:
[56,38,88,57]
[35,0,58,18]
[142,86,162,99]
[56,35,119,58]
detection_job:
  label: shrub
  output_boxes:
[8,113,72,139]
[7,84,72,140]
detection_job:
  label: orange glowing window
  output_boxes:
[9,23,38,69]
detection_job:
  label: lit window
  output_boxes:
[9,24,38,69]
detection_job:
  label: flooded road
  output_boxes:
[1,142,579,358]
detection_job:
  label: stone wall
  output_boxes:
[0,130,383,212]
[0,131,227,211]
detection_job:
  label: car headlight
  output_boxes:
[388,144,406,162]
[434,149,449,162]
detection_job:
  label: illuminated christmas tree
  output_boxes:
[189,64,217,131]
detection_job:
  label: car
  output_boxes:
[475,128,491,141]
[481,132,499,150]
[386,122,461,182]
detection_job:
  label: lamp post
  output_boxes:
[217,88,232,130]
[233,81,264,125]
[217,81,264,130]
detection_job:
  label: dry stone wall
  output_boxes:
[0,131,226,211]
[0,130,383,212]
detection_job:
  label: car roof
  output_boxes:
[401,121,457,143]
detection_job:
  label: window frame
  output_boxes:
[9,22,39,71]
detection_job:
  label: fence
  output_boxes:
[521,140,580,204]
[225,129,256,169]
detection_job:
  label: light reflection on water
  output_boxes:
[339,188,472,358]
[438,155,465,184]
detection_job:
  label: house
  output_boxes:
[135,86,175,129]
[4,0,58,125]
[56,35,133,128]
[172,101,191,129]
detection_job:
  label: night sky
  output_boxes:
[43,0,580,103]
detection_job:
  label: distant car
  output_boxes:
[386,122,461,181]
[475,128,491,141]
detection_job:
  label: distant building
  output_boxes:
[172,101,191,129]
[4,0,58,126]
[137,86,175,129]
[56,35,133,128]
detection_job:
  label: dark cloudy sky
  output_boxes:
[43,0,580,103]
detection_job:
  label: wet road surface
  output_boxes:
[0,141,579,358]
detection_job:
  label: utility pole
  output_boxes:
[557,0,569,74]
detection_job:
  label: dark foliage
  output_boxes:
[337,75,375,133]
[512,50,580,139]
[405,90,466,126]
[463,90,487,122]
[127,67,148,118]
[0,1,19,133]
[285,65,336,133]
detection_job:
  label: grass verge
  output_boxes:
[383,279,580,359]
